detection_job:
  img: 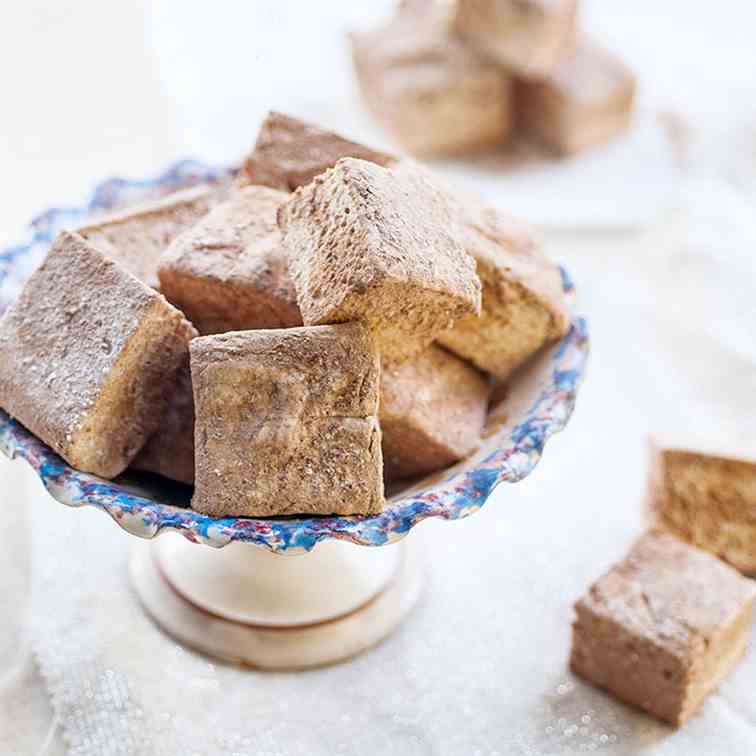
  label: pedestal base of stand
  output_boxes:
[129,535,422,669]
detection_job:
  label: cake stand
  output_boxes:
[0,160,589,669]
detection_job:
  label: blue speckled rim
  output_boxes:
[0,160,589,553]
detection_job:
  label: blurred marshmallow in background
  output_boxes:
[144,0,756,229]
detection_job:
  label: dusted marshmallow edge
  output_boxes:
[437,195,570,379]
[132,359,195,485]
[381,345,491,480]
[454,0,577,79]
[190,323,384,517]
[350,8,512,157]
[278,158,481,364]
[515,40,636,156]
[0,231,196,479]
[240,111,396,192]
[74,184,223,289]
[158,185,301,335]
[647,437,756,574]
[571,531,756,727]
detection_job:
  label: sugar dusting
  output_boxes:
[534,679,655,753]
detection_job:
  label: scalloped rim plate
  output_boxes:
[0,160,589,553]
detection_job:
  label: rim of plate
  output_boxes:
[0,159,589,553]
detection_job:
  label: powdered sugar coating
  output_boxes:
[0,233,152,444]
[0,158,588,552]
[0,231,195,477]
[241,111,396,192]
[280,158,481,362]
[190,324,383,517]
[381,345,490,479]
[579,531,756,655]
[159,185,301,334]
[437,190,571,377]
[76,184,223,288]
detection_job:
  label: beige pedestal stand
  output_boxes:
[130,534,423,670]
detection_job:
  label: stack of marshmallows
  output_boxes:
[0,112,571,518]
[351,0,636,157]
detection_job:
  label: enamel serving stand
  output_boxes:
[0,161,589,669]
